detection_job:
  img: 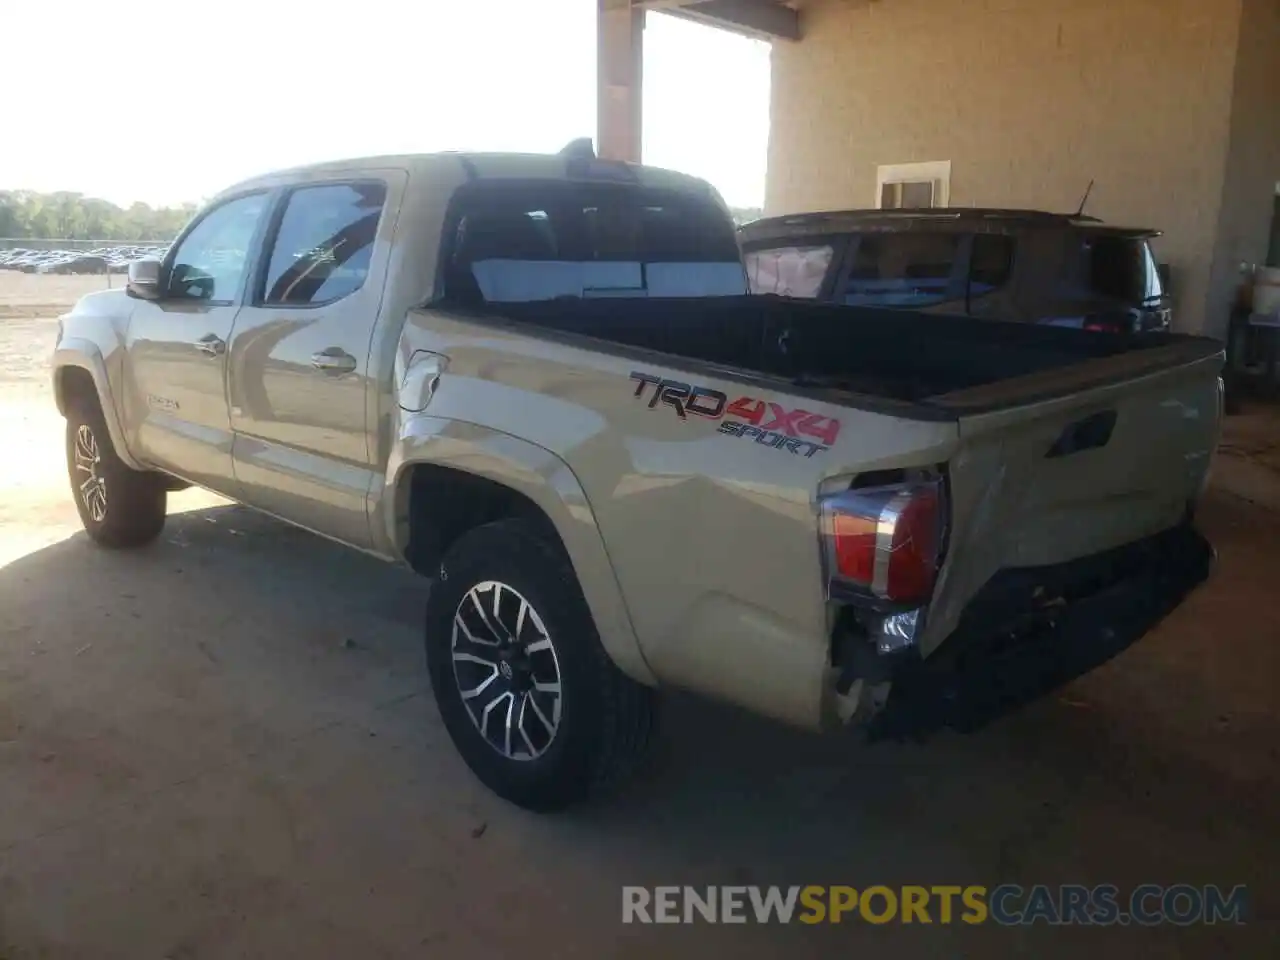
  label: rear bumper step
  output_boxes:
[867,523,1214,739]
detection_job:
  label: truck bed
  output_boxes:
[404,289,1222,728]
[491,295,1217,411]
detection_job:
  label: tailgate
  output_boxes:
[917,341,1223,658]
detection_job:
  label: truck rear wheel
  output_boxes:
[65,399,167,548]
[424,519,655,812]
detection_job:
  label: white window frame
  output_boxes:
[875,161,952,209]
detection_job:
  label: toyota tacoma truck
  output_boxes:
[51,145,1222,811]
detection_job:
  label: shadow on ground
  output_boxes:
[0,494,1276,958]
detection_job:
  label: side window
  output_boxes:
[744,245,834,298]
[262,182,387,306]
[969,234,1016,298]
[167,193,269,302]
[844,232,962,307]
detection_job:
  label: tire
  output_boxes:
[425,519,655,812]
[65,397,167,548]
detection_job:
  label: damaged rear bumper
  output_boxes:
[862,522,1215,738]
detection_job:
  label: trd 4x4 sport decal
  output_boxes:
[629,371,840,459]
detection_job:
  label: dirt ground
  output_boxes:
[0,274,120,321]
[1,274,1278,958]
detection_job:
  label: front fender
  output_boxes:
[52,337,143,471]
[379,414,656,687]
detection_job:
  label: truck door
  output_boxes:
[225,176,401,548]
[123,191,272,491]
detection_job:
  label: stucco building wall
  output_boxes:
[767,0,1272,334]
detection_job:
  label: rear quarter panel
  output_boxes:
[395,308,959,728]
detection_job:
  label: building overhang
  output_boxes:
[632,0,801,41]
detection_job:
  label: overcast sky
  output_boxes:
[1,0,770,208]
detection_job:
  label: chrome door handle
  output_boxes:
[310,348,358,375]
[195,334,226,357]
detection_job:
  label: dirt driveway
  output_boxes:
[1,282,1278,958]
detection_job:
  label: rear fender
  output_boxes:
[379,414,656,687]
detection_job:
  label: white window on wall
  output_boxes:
[875,161,952,209]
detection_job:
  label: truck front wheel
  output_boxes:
[65,399,167,548]
[424,519,655,812]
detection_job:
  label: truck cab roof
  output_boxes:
[216,151,721,205]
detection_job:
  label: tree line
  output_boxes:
[0,190,196,243]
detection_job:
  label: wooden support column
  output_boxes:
[597,0,645,162]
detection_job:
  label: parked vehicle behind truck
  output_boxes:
[739,207,1173,334]
[52,147,1221,811]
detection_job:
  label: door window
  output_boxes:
[167,193,268,302]
[261,182,387,306]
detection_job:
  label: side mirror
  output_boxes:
[126,258,164,300]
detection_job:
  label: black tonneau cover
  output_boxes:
[490,295,1213,407]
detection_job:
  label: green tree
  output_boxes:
[0,189,195,242]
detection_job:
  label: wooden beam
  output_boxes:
[637,0,800,41]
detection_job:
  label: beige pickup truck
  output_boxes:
[52,146,1222,810]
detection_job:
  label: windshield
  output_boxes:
[444,180,746,303]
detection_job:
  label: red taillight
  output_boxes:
[886,488,941,600]
[820,481,944,604]
[1083,322,1111,332]
[831,513,878,584]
